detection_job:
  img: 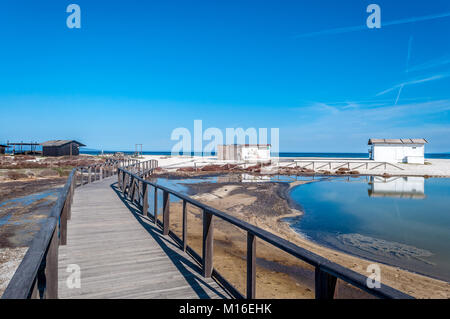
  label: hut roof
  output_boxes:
[368,138,428,145]
[40,140,86,147]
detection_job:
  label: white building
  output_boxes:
[217,144,271,162]
[368,138,428,164]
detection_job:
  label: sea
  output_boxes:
[78,150,450,160]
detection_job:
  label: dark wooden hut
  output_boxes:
[0,144,7,154]
[40,140,86,157]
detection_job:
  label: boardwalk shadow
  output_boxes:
[110,182,229,299]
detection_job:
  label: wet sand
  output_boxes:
[154,173,450,299]
[0,178,66,203]
[0,178,64,296]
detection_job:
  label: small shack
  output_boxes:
[40,140,86,157]
[368,138,428,164]
[0,144,8,154]
[217,144,271,162]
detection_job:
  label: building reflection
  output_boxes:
[368,176,426,199]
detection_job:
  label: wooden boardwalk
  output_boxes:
[58,177,229,299]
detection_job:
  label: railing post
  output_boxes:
[154,187,158,225]
[44,226,59,299]
[202,209,214,278]
[123,174,128,195]
[163,190,170,235]
[143,183,149,216]
[121,171,124,190]
[182,200,187,251]
[129,176,135,201]
[315,267,337,299]
[247,231,256,299]
[88,166,91,184]
[99,166,103,180]
[60,198,69,245]
[68,179,73,220]
[138,181,142,206]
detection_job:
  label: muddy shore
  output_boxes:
[151,173,450,299]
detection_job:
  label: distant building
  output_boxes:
[40,140,86,157]
[0,144,7,154]
[217,144,271,162]
[368,138,428,164]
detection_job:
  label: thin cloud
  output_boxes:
[376,74,449,96]
[286,99,450,151]
[394,84,404,105]
[405,36,413,73]
[408,54,450,73]
[294,11,450,38]
[395,35,414,105]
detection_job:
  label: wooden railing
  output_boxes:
[118,160,413,299]
[75,158,139,186]
[1,158,136,299]
[293,160,405,171]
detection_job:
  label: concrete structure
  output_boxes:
[40,140,86,157]
[217,144,271,162]
[368,138,428,164]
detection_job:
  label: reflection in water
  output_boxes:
[288,177,450,282]
[368,176,426,199]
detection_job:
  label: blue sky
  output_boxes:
[0,0,449,152]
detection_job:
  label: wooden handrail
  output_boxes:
[1,158,134,299]
[118,160,414,300]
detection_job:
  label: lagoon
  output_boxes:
[287,176,450,282]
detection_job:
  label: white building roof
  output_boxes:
[368,138,428,145]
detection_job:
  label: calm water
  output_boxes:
[287,176,450,281]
